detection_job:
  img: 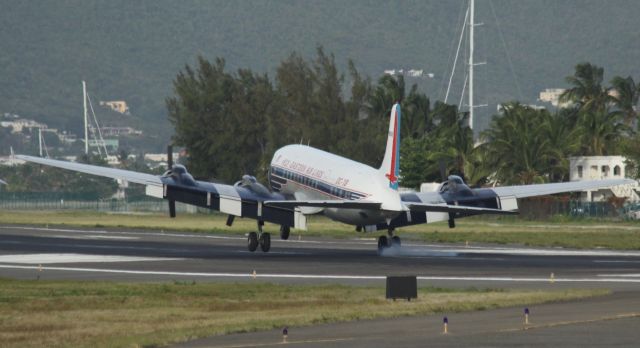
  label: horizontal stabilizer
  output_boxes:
[264,200,382,210]
[405,202,518,215]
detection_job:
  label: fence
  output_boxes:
[1,192,639,220]
[0,192,201,213]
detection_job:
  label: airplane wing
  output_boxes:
[17,155,162,186]
[264,200,382,210]
[404,202,518,215]
[17,155,308,229]
[0,179,6,185]
[490,179,635,199]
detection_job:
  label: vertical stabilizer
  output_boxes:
[379,103,401,190]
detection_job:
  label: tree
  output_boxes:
[482,103,554,184]
[559,63,627,156]
[610,75,639,128]
[543,109,581,181]
[167,57,276,182]
[560,62,613,113]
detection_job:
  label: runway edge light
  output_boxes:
[524,308,530,327]
[443,316,449,334]
[282,326,288,343]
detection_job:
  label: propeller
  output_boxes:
[439,159,447,182]
[167,145,176,218]
[439,159,456,229]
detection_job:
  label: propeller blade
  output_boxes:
[167,144,176,218]
[439,160,447,182]
[169,199,176,218]
[167,145,173,169]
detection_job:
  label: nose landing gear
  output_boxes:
[377,228,401,254]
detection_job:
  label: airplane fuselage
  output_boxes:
[269,144,401,225]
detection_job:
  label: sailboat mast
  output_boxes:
[83,80,88,154]
[38,128,43,157]
[468,0,475,130]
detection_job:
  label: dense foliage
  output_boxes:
[169,56,640,188]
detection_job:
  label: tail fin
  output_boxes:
[379,102,401,190]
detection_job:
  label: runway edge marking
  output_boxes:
[2,264,640,283]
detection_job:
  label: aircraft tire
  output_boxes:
[377,236,389,254]
[391,236,401,247]
[248,232,259,252]
[280,226,290,240]
[259,232,271,252]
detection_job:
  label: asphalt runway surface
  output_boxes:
[1,223,639,346]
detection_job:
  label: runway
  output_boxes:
[2,224,640,346]
[1,224,640,290]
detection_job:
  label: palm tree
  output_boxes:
[610,75,639,128]
[481,103,553,185]
[559,63,613,113]
[543,109,581,181]
[428,103,475,183]
[577,106,626,156]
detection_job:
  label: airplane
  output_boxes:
[17,103,633,253]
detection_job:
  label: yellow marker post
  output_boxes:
[443,317,449,334]
[252,270,257,279]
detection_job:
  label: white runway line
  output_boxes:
[593,260,640,264]
[444,247,640,258]
[598,274,640,278]
[50,235,140,240]
[0,253,182,264]
[1,264,640,283]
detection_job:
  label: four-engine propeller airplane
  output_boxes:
[18,103,633,253]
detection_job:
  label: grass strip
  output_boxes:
[2,210,640,250]
[0,278,608,348]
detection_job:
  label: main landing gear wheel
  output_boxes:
[391,235,401,247]
[377,236,389,254]
[248,232,259,252]
[280,225,290,240]
[259,232,271,252]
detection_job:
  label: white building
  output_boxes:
[0,119,47,133]
[569,156,638,202]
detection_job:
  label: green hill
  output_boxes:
[1,0,639,153]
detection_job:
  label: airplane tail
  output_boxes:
[379,102,401,190]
